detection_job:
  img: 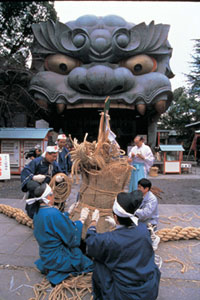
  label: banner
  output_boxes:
[0,154,11,180]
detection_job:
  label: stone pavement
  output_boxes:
[0,176,200,299]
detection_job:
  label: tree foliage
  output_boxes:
[187,39,200,99]
[158,87,200,150]
[0,1,57,64]
[0,1,57,127]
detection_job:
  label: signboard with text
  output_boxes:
[0,154,11,180]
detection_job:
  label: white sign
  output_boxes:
[165,161,180,173]
[0,154,11,180]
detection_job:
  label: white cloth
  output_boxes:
[33,174,46,183]
[112,198,139,226]
[57,134,67,140]
[68,202,79,214]
[26,184,52,205]
[91,209,100,223]
[46,146,58,153]
[105,216,116,227]
[55,175,64,183]
[128,143,154,177]
[79,207,90,223]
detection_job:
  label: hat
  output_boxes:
[57,134,67,140]
[34,144,41,150]
[116,190,143,214]
[46,145,58,153]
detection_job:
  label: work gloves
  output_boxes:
[105,216,116,227]
[32,174,46,183]
[55,175,65,183]
[68,202,79,214]
[79,207,90,224]
[91,209,100,223]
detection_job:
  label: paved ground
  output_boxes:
[0,169,200,299]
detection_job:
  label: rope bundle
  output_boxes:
[70,132,126,183]
[157,226,200,242]
[29,273,93,300]
[0,204,33,228]
[49,173,72,205]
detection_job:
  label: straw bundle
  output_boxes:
[70,112,132,237]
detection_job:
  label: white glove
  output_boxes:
[79,207,90,224]
[32,174,46,183]
[91,209,100,223]
[56,175,65,183]
[147,223,160,251]
[105,216,116,227]
[68,202,79,214]
[152,235,160,251]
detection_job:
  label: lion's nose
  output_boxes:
[68,65,133,96]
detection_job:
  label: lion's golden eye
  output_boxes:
[120,55,157,75]
[44,54,81,75]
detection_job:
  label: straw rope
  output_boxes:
[0,204,33,228]
[49,173,72,208]
[157,226,200,242]
[29,273,93,300]
[1,204,199,243]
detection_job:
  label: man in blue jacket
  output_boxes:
[56,134,72,175]
[85,190,161,300]
[26,183,93,286]
[21,145,62,218]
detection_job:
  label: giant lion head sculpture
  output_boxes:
[29,15,174,148]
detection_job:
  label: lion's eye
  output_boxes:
[120,55,157,75]
[44,54,81,75]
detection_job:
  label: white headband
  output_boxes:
[26,184,52,206]
[57,134,67,140]
[46,146,58,153]
[113,198,138,226]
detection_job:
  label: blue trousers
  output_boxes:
[129,163,145,192]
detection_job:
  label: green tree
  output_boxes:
[187,39,200,99]
[0,1,57,65]
[158,87,200,151]
[0,1,57,127]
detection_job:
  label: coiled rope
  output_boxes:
[49,173,72,210]
[28,273,93,300]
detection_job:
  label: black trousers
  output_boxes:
[25,180,41,219]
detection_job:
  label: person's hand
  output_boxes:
[55,175,65,183]
[127,157,132,163]
[137,153,144,160]
[91,209,100,223]
[33,174,46,183]
[68,202,79,214]
[79,207,90,224]
[131,152,135,158]
[105,216,116,227]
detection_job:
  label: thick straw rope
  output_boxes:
[1,204,199,243]
[157,226,200,242]
[0,204,33,228]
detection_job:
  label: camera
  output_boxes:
[25,148,36,159]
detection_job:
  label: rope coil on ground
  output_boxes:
[29,273,93,300]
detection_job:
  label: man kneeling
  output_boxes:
[26,183,93,286]
[85,190,161,300]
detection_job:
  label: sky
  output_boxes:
[54,1,200,91]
